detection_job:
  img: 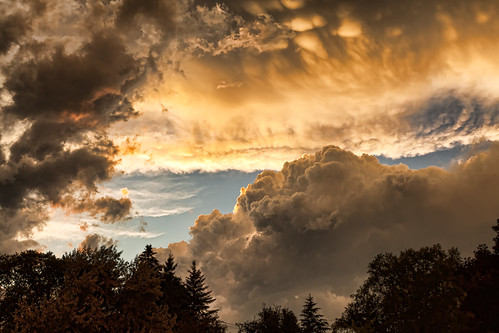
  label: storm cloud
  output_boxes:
[79,233,117,250]
[162,144,499,323]
[0,1,146,252]
[1,0,499,326]
[0,0,271,252]
[107,0,499,172]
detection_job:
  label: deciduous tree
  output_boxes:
[237,304,300,333]
[332,245,466,333]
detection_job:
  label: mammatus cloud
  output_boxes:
[161,144,499,323]
[0,0,304,250]
[113,0,499,172]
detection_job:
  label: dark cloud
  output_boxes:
[0,14,29,54]
[81,197,133,223]
[79,233,116,250]
[0,2,149,252]
[406,92,499,138]
[162,144,499,323]
[3,34,138,120]
[116,0,177,33]
[0,0,47,55]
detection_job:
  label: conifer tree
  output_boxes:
[119,255,174,332]
[185,260,216,317]
[300,294,329,333]
[185,260,226,332]
[159,253,190,330]
[138,244,160,270]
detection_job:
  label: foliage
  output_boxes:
[300,294,329,333]
[3,219,499,332]
[332,244,467,333]
[460,219,499,332]
[184,260,226,332]
[138,244,160,270]
[0,245,228,332]
[0,250,64,330]
[118,257,174,332]
[160,253,191,330]
[237,304,301,333]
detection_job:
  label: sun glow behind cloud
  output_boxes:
[2,0,499,326]
[92,0,499,174]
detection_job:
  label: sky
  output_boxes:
[1,0,499,325]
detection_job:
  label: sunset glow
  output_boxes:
[1,0,499,326]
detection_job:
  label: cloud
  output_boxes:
[0,1,148,252]
[2,0,499,252]
[161,144,499,323]
[100,0,499,173]
[79,233,117,250]
[0,13,29,55]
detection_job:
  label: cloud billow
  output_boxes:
[163,144,499,323]
[0,1,150,253]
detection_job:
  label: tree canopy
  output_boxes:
[0,245,225,332]
[332,245,466,332]
[332,219,499,333]
[2,219,499,332]
[237,304,301,333]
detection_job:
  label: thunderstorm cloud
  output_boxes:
[161,144,499,322]
[1,0,499,324]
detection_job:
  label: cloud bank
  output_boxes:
[116,0,499,172]
[162,144,499,323]
[2,0,499,251]
[0,0,148,252]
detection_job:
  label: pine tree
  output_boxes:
[159,253,190,330]
[185,260,216,317]
[138,245,160,270]
[185,260,226,332]
[119,256,175,332]
[300,294,329,333]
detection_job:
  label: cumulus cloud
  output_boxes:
[79,233,117,250]
[0,0,148,252]
[161,144,499,323]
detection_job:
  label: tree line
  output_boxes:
[0,244,224,332]
[331,219,499,332]
[235,219,499,332]
[1,219,499,332]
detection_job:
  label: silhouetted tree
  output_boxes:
[237,304,300,333]
[185,260,226,332]
[159,253,191,332]
[118,254,175,332]
[332,245,466,333]
[13,246,128,332]
[300,294,329,333]
[0,250,64,330]
[186,260,216,316]
[461,219,499,332]
[138,244,160,271]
